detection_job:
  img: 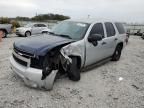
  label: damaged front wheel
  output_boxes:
[68,57,80,81]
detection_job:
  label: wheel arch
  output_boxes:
[117,42,123,49]
[25,30,31,34]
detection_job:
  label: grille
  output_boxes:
[14,47,34,58]
[13,54,27,67]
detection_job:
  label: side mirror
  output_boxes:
[88,34,103,46]
[88,34,102,42]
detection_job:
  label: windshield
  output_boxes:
[24,24,33,27]
[51,21,90,40]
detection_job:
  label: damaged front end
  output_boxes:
[40,43,84,88]
[10,41,84,90]
[10,48,59,90]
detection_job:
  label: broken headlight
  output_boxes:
[61,45,73,56]
[30,57,43,69]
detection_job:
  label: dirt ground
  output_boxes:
[0,34,144,108]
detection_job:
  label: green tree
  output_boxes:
[31,13,70,21]
[11,20,20,28]
[0,17,10,24]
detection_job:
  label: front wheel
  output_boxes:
[112,45,122,61]
[68,57,81,81]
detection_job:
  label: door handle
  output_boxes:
[114,38,118,41]
[102,41,107,45]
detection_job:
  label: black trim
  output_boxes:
[82,57,112,72]
[13,54,27,66]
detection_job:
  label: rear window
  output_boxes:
[115,23,125,34]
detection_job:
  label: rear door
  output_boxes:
[103,22,117,57]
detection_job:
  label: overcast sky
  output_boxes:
[0,0,144,23]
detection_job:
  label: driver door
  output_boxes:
[85,23,107,66]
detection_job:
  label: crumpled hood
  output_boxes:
[14,35,74,56]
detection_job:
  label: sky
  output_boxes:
[0,0,144,23]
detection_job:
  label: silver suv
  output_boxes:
[10,19,126,90]
[16,23,48,37]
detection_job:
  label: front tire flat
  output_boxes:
[68,57,80,81]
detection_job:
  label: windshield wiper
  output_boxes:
[57,34,72,39]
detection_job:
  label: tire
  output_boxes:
[25,31,31,37]
[112,45,122,61]
[68,57,80,81]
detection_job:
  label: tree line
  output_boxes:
[16,13,70,21]
[0,13,70,28]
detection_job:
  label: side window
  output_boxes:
[115,23,125,34]
[105,22,116,37]
[39,24,46,27]
[90,23,104,38]
[34,24,39,27]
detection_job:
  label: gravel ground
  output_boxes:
[0,35,144,108]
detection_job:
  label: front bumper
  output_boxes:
[10,56,58,90]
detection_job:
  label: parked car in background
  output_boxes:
[16,23,48,37]
[0,24,12,38]
[134,29,143,36]
[10,19,126,90]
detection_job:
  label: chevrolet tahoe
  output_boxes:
[10,19,126,90]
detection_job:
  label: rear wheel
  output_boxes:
[68,57,80,81]
[25,31,31,37]
[112,45,122,61]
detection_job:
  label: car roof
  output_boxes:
[66,18,119,24]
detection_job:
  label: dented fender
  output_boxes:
[60,40,85,70]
